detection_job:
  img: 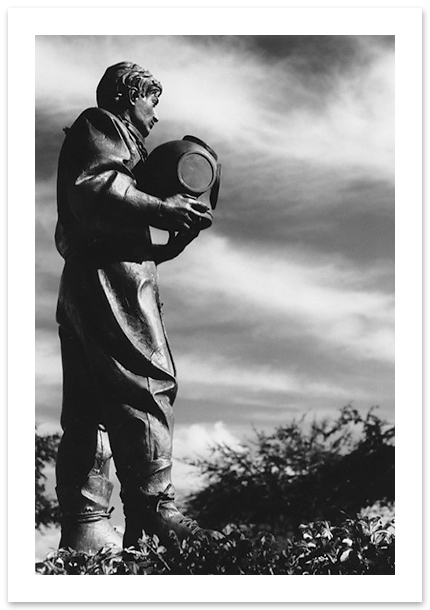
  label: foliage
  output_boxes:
[185,406,394,534]
[35,515,394,575]
[35,427,61,530]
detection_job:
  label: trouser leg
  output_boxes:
[88,364,209,547]
[107,403,204,548]
[56,327,122,551]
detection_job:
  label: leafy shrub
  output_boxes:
[35,515,394,575]
[185,406,394,534]
[35,427,61,530]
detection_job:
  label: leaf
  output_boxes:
[340,548,352,562]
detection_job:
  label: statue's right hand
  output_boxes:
[158,195,209,232]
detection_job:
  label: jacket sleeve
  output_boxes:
[58,108,158,235]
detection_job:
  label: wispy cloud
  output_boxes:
[174,421,242,459]
[36,330,61,389]
[35,526,61,563]
[162,233,394,363]
[36,35,393,177]
[175,353,355,400]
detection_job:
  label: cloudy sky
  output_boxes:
[35,34,394,553]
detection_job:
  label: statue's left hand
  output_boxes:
[154,227,201,264]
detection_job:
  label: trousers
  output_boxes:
[56,258,178,510]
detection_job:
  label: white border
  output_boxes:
[8,5,422,604]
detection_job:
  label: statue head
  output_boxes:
[96,61,162,117]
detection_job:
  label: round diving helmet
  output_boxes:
[142,135,221,229]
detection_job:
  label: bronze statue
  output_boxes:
[54,62,221,552]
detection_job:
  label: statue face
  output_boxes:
[129,89,160,138]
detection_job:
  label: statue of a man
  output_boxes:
[54,62,218,552]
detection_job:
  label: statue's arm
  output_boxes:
[61,109,160,234]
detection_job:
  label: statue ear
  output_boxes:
[128,87,139,106]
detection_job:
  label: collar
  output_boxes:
[117,115,148,161]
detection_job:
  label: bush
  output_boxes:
[35,515,394,575]
[185,406,394,534]
[35,428,61,530]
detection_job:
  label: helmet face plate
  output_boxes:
[177,152,216,193]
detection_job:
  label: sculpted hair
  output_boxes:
[96,61,162,113]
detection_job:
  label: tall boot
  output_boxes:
[110,404,222,548]
[56,427,122,553]
[121,458,206,548]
